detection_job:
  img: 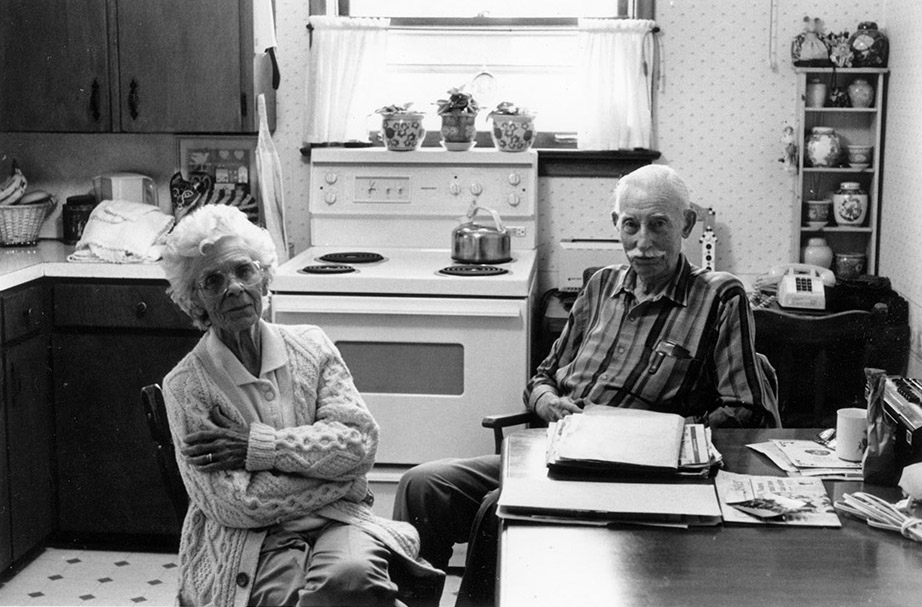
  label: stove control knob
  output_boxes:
[508,193,521,207]
[508,173,522,186]
[470,183,483,196]
[324,172,338,184]
[449,182,461,195]
[324,192,337,205]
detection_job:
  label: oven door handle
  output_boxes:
[272,294,523,318]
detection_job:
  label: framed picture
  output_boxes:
[175,135,259,223]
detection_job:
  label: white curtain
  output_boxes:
[577,19,655,150]
[303,16,389,145]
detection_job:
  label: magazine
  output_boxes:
[714,470,841,527]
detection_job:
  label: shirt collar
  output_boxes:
[204,319,288,385]
[612,254,693,307]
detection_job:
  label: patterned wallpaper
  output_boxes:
[876,0,922,372]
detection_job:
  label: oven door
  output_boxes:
[271,294,530,464]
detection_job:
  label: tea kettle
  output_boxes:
[451,205,511,264]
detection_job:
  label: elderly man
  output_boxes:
[394,164,779,607]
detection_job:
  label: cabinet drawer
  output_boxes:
[2,282,46,344]
[53,282,194,330]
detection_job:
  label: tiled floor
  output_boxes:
[0,548,462,607]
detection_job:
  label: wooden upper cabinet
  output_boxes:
[0,0,273,133]
[117,0,248,132]
[0,0,111,132]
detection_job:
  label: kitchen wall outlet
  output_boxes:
[509,226,527,238]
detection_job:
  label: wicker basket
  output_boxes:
[0,199,56,246]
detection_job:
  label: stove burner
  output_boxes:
[298,264,356,275]
[318,252,384,264]
[439,265,509,277]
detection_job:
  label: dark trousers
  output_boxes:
[392,455,501,607]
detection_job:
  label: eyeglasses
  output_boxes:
[196,261,264,299]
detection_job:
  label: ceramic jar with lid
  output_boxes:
[805,127,842,167]
[804,237,834,269]
[832,182,868,225]
[847,78,875,108]
[849,22,889,67]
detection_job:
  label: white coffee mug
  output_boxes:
[836,407,867,462]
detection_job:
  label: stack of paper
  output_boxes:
[748,439,862,480]
[497,477,723,527]
[545,406,720,478]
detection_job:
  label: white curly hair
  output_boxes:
[162,205,278,330]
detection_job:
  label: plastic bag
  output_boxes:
[862,368,901,486]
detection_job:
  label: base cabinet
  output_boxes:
[0,282,53,569]
[51,280,199,544]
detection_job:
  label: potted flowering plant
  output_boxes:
[488,102,536,152]
[436,87,480,150]
[376,102,426,151]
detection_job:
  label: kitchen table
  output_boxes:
[497,428,922,607]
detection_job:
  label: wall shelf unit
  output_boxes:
[794,67,887,275]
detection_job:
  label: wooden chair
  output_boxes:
[140,384,189,522]
[139,384,444,607]
[753,306,886,428]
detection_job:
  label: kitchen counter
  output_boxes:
[0,240,168,290]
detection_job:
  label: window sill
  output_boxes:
[301,137,660,179]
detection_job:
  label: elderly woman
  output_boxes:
[161,205,441,606]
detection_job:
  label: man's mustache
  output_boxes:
[626,250,666,260]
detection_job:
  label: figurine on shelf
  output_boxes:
[827,31,854,67]
[791,16,831,67]
[780,124,798,174]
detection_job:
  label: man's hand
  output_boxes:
[535,395,583,422]
[181,407,250,472]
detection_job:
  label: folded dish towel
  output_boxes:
[67,200,174,264]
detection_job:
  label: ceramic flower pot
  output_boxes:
[440,113,477,151]
[380,112,426,151]
[490,114,536,152]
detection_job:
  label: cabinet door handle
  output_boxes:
[128,79,140,120]
[135,301,149,318]
[9,362,21,401]
[90,79,101,122]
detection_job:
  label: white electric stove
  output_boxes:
[272,148,539,465]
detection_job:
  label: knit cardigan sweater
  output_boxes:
[163,323,437,607]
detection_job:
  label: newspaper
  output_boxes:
[747,440,863,480]
[715,471,841,527]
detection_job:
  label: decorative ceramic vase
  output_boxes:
[847,145,873,169]
[805,127,842,167]
[848,22,889,67]
[490,114,536,152]
[440,113,477,151]
[847,78,875,108]
[805,200,830,228]
[380,112,426,151]
[805,79,827,108]
[832,182,868,226]
[804,237,834,269]
[834,252,867,279]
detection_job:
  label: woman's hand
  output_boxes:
[535,395,583,422]
[181,407,250,472]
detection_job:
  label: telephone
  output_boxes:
[770,264,835,310]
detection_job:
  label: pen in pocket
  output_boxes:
[647,340,691,374]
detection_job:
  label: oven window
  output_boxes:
[337,342,464,395]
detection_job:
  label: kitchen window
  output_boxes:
[308,1,657,151]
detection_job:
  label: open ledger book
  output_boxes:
[545,406,719,478]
